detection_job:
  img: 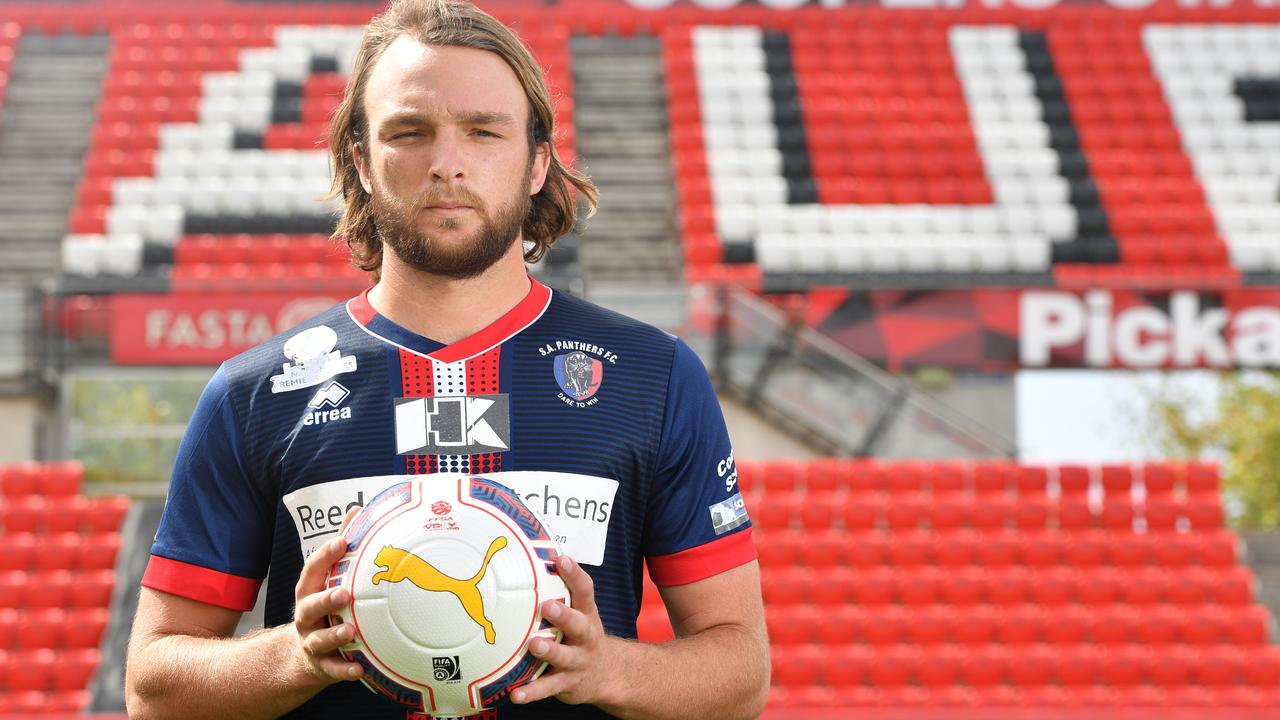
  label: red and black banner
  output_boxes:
[809,287,1280,371]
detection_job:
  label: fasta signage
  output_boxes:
[110,294,341,365]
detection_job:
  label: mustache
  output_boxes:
[411,186,485,212]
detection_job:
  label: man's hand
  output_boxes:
[291,520,364,686]
[510,555,623,706]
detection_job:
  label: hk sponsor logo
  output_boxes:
[394,395,511,455]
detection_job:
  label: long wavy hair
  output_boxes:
[326,0,598,282]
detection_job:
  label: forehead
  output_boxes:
[363,34,529,128]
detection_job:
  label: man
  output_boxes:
[125,1,769,718]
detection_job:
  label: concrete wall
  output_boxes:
[0,395,44,462]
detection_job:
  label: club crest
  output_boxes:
[553,351,603,401]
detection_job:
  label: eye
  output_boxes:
[470,129,499,138]
[391,131,421,140]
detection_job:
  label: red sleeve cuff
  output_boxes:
[647,527,757,587]
[142,555,262,612]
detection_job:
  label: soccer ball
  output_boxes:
[327,476,569,717]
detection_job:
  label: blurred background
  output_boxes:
[1,0,1279,717]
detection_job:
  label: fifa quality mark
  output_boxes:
[371,539,508,644]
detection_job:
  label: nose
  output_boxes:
[428,133,465,183]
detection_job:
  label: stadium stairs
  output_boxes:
[636,459,1280,714]
[0,33,109,288]
[570,34,684,288]
[0,462,130,714]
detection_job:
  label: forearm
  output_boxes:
[596,624,770,720]
[126,625,327,720]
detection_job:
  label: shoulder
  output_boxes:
[220,300,367,393]
[541,291,679,356]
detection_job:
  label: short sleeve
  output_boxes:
[141,365,271,611]
[644,338,755,587]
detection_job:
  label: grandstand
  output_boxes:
[0,0,1279,716]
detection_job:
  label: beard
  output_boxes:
[370,168,531,280]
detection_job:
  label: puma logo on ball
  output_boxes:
[371,538,507,644]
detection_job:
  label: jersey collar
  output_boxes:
[346,276,552,364]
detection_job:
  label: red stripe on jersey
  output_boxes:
[647,528,758,587]
[400,349,435,474]
[141,554,262,611]
[348,288,377,325]
[430,278,550,364]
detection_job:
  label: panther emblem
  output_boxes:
[553,350,603,401]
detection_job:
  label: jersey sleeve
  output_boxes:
[141,365,272,611]
[644,338,756,587]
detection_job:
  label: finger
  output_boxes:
[556,556,597,618]
[296,536,349,601]
[303,620,356,657]
[296,586,351,629]
[511,672,573,705]
[337,506,361,535]
[309,654,365,683]
[528,635,580,671]
[541,600,592,644]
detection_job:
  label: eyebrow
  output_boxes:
[379,110,518,129]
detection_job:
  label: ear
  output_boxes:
[528,141,550,197]
[354,142,373,194]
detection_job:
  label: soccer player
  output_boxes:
[124,1,769,719]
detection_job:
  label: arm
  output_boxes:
[125,536,364,720]
[511,556,771,720]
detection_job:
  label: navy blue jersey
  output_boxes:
[143,277,755,719]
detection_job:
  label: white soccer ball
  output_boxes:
[327,476,569,716]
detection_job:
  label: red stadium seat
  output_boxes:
[915,645,964,687]
[41,462,83,497]
[986,567,1029,605]
[0,533,35,572]
[71,570,116,610]
[1143,462,1176,496]
[1057,465,1091,497]
[80,533,122,572]
[43,533,85,572]
[1184,461,1220,495]
[0,463,40,497]
[50,648,100,692]
[15,608,65,650]
[6,649,55,693]
[0,497,45,534]
[25,571,74,610]
[43,496,89,534]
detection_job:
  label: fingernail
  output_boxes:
[545,602,561,619]
[349,664,361,678]
[332,588,348,604]
[559,556,575,572]
[331,538,345,552]
[513,690,525,703]
[530,638,546,656]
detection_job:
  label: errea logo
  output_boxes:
[304,381,352,426]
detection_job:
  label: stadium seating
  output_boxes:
[61,15,577,290]
[638,458,1280,708]
[0,462,129,713]
[663,7,1277,292]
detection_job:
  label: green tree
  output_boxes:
[1147,371,1280,529]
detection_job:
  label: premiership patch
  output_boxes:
[553,351,603,403]
[270,325,357,394]
[708,493,748,536]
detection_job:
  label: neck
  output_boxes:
[366,241,532,346]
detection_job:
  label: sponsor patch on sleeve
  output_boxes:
[708,492,748,536]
